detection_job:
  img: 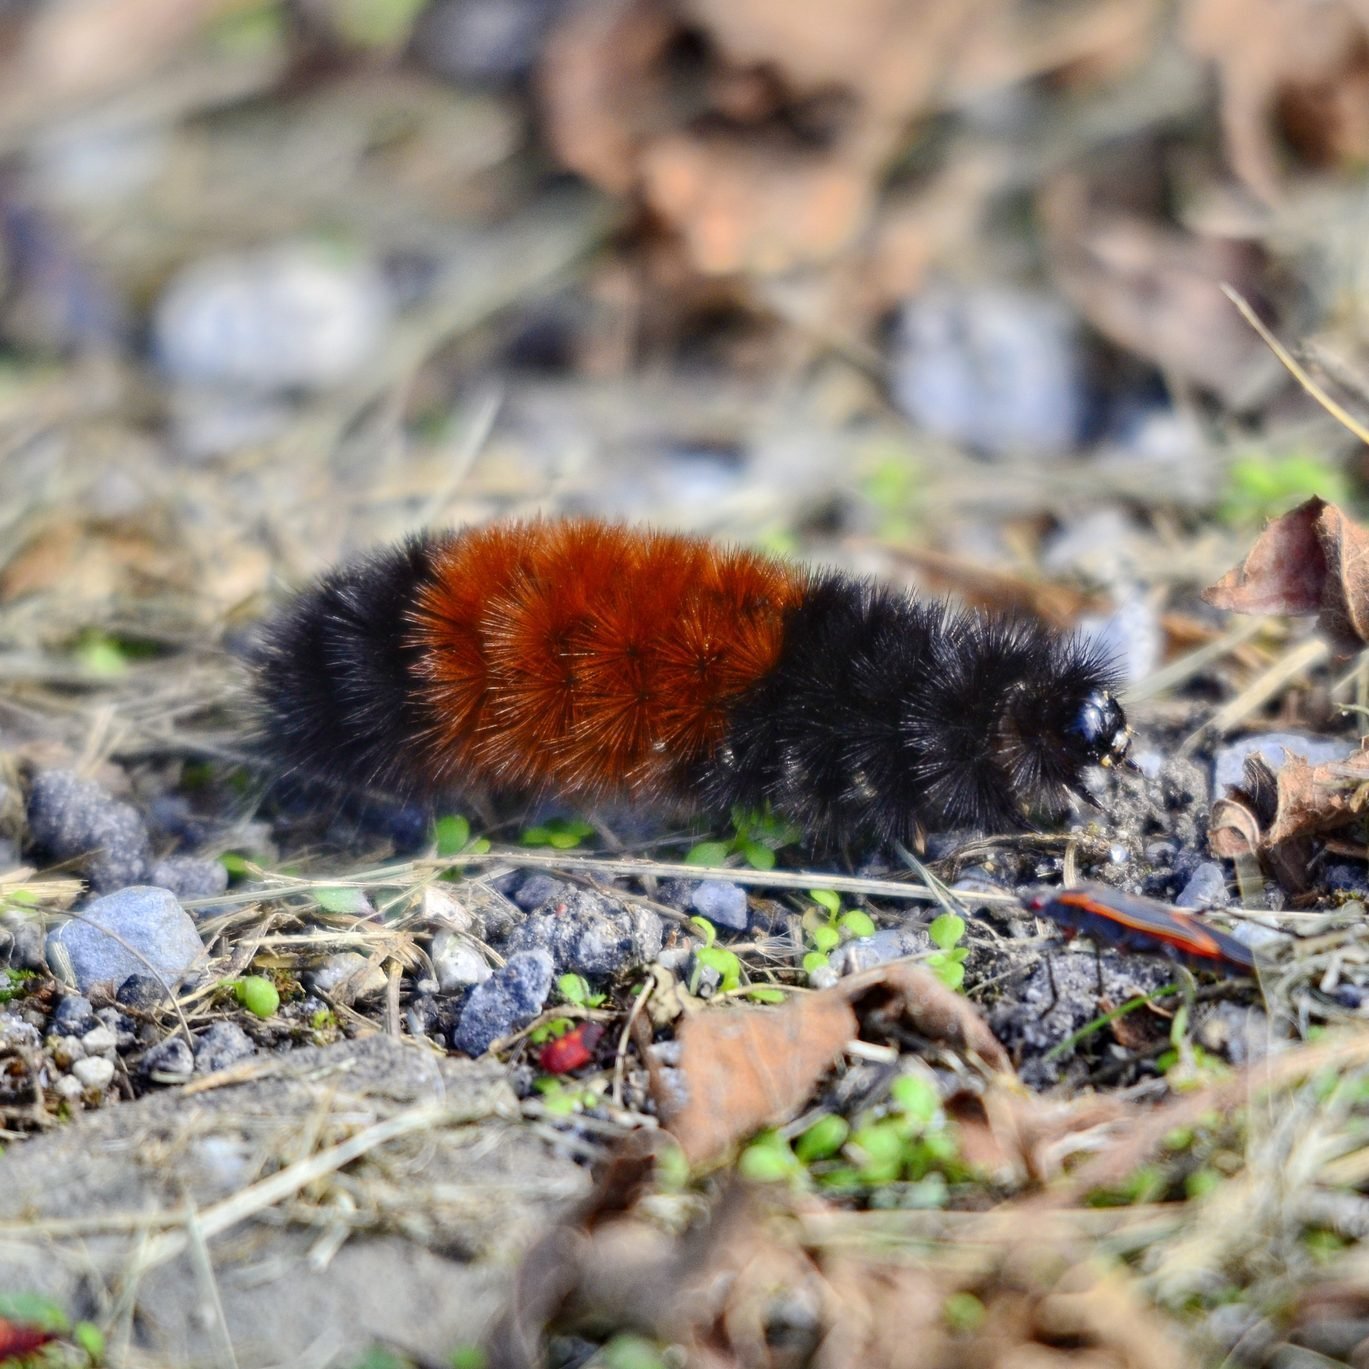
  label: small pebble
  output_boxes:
[81,1024,117,1055]
[116,974,169,1011]
[94,1007,137,1050]
[193,1021,257,1073]
[71,1055,115,1091]
[53,1074,84,1102]
[142,1036,194,1079]
[1176,862,1229,910]
[500,889,663,977]
[451,950,554,1056]
[430,930,492,992]
[46,886,206,994]
[512,872,566,912]
[309,952,387,1000]
[828,928,929,976]
[689,881,749,932]
[148,855,229,901]
[893,280,1088,457]
[49,994,95,1035]
[154,242,389,393]
[27,770,150,893]
[50,1035,84,1069]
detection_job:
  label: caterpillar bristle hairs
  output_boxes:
[253,517,1131,848]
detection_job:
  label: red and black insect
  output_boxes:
[1024,884,1258,978]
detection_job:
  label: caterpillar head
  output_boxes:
[1064,687,1131,770]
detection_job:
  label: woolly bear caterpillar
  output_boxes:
[253,517,1130,845]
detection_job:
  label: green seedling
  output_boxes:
[528,1017,575,1046]
[1219,450,1349,525]
[0,968,36,1005]
[430,814,491,859]
[801,888,876,975]
[926,912,969,990]
[685,805,801,872]
[688,917,743,993]
[313,885,373,916]
[520,817,595,849]
[556,972,606,1009]
[230,975,280,1018]
[532,1076,598,1115]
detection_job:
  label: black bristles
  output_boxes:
[251,533,449,798]
[697,569,1122,845]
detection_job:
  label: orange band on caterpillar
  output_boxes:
[253,517,1129,844]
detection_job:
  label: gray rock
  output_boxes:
[193,1022,257,1073]
[452,950,554,1056]
[415,0,557,83]
[27,770,150,893]
[499,889,663,977]
[893,280,1087,457]
[72,1056,115,1091]
[689,880,749,932]
[1,911,46,970]
[309,952,387,1000]
[1213,733,1351,797]
[512,872,566,912]
[81,1024,117,1056]
[154,243,389,393]
[50,994,95,1035]
[142,1036,194,1080]
[1176,862,1229,910]
[828,927,931,976]
[430,930,492,992]
[46,886,206,994]
[148,855,229,901]
[0,1012,42,1052]
[116,974,170,1010]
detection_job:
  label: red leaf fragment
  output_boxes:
[539,1022,604,1074]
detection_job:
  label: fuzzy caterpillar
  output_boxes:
[253,517,1130,845]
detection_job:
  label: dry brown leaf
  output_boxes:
[539,0,1005,278]
[659,961,1009,1169]
[1041,173,1273,406]
[661,988,859,1168]
[1184,0,1369,203]
[1203,496,1369,652]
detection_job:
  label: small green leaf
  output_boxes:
[890,1073,939,1127]
[557,973,591,1006]
[739,840,776,871]
[802,950,829,976]
[928,953,966,991]
[546,830,580,849]
[0,1291,70,1331]
[738,1133,800,1182]
[431,814,471,857]
[795,1113,849,1163]
[74,1320,106,1358]
[685,841,731,867]
[810,924,840,953]
[693,946,742,992]
[450,1348,488,1369]
[808,888,842,916]
[520,826,552,845]
[689,916,718,947]
[929,912,966,951]
[466,837,491,856]
[745,986,786,1004]
[314,886,372,916]
[220,852,252,879]
[839,909,876,939]
[233,975,280,1018]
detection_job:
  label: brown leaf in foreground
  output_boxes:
[1202,496,1369,652]
[659,962,1009,1168]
